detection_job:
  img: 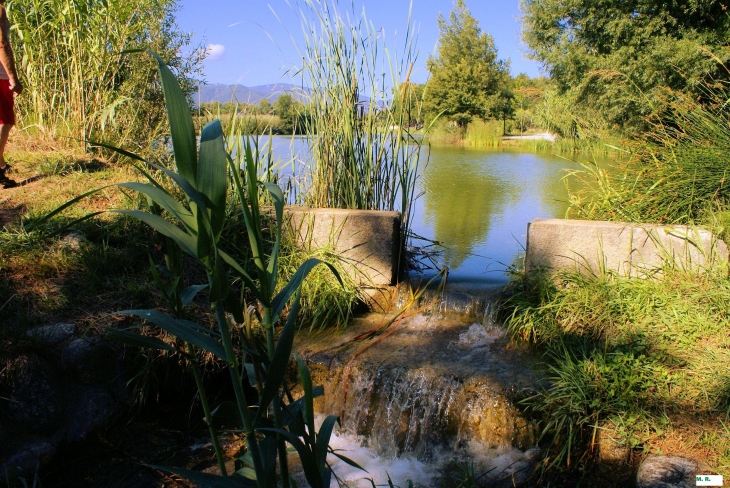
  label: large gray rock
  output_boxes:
[526,219,728,277]
[283,207,402,287]
[637,455,698,488]
[0,441,55,479]
[62,335,114,384]
[5,357,63,432]
[66,387,117,442]
[26,323,76,345]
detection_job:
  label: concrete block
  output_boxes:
[526,218,728,277]
[282,207,402,287]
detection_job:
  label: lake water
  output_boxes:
[264,136,606,290]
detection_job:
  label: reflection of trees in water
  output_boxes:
[422,151,516,269]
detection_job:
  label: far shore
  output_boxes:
[502,132,557,142]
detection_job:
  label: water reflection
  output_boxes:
[421,148,517,269]
[262,136,611,287]
[412,147,600,286]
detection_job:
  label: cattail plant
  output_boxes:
[297,0,428,246]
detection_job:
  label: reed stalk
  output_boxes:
[297,0,426,243]
[7,0,200,150]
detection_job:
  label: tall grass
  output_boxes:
[8,0,201,150]
[568,84,730,226]
[298,0,426,242]
[501,266,730,472]
[464,119,503,147]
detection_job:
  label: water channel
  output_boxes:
[266,137,612,486]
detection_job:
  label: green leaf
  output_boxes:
[224,290,245,324]
[112,210,197,259]
[198,120,229,240]
[256,290,301,419]
[26,186,114,231]
[145,465,253,488]
[209,251,229,303]
[271,258,341,324]
[316,415,339,474]
[105,328,175,352]
[181,284,208,306]
[117,182,196,232]
[256,428,322,487]
[86,140,148,163]
[262,182,285,296]
[115,310,226,360]
[330,450,367,473]
[236,466,257,480]
[296,355,316,444]
[219,250,262,302]
[149,51,198,185]
[146,162,212,223]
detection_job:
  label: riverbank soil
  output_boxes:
[0,136,232,486]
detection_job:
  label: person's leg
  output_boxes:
[0,122,11,168]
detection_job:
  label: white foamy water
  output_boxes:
[288,416,539,488]
[456,323,505,347]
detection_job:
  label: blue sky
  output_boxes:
[175,0,543,87]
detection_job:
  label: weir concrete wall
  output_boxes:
[526,218,728,276]
[282,207,402,287]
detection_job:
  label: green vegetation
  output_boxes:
[8,0,201,151]
[521,0,730,134]
[40,52,357,487]
[500,77,730,478]
[423,0,511,128]
[502,266,730,475]
[299,0,425,240]
[568,84,730,232]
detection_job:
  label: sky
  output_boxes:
[175,0,543,87]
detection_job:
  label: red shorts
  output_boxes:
[0,79,15,126]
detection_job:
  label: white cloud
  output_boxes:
[206,44,225,61]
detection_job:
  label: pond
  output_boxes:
[412,145,604,290]
[264,136,610,290]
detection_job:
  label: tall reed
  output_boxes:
[567,83,730,225]
[297,0,426,242]
[464,119,503,147]
[8,0,201,150]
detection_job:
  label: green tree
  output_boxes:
[424,0,510,127]
[274,93,296,134]
[257,98,273,115]
[521,0,730,132]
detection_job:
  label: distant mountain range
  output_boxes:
[194,83,308,106]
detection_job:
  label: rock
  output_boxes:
[5,356,63,432]
[60,231,86,250]
[0,441,55,479]
[637,455,698,488]
[66,387,117,443]
[26,323,76,345]
[598,427,630,464]
[62,335,114,384]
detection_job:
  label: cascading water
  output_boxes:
[294,291,545,487]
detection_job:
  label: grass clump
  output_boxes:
[464,119,503,148]
[501,266,730,474]
[568,84,730,226]
[277,238,361,330]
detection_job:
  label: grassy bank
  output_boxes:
[502,266,730,477]
[428,117,622,156]
[499,82,730,481]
